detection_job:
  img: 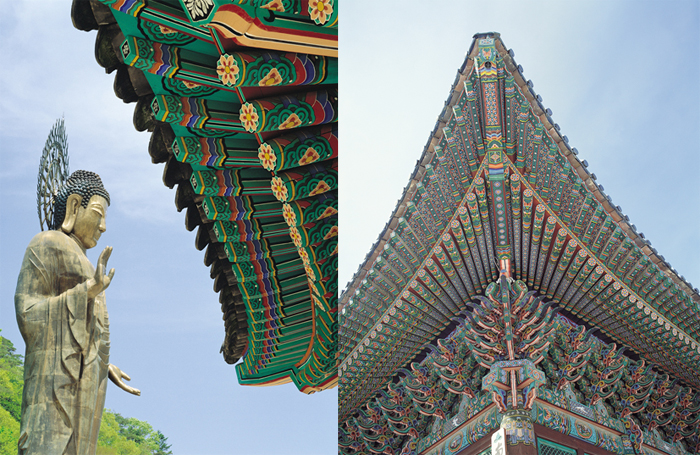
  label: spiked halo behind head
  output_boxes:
[37,118,70,231]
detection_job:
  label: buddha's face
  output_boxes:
[72,195,108,249]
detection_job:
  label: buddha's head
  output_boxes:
[53,170,111,249]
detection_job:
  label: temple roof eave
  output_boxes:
[340,34,698,312]
[73,0,338,392]
[339,33,700,413]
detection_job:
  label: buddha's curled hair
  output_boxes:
[52,170,110,230]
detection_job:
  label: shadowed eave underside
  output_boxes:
[72,0,338,393]
[339,33,700,414]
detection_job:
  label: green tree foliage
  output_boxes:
[0,332,22,455]
[151,431,173,455]
[0,332,23,422]
[0,331,172,455]
[98,410,172,455]
[0,405,20,455]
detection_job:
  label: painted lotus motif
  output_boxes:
[298,248,310,265]
[304,264,316,281]
[308,180,331,196]
[282,203,297,226]
[308,0,333,25]
[271,176,288,201]
[239,103,260,132]
[289,226,302,248]
[258,143,277,171]
[279,112,302,130]
[217,54,240,86]
[259,67,283,86]
[298,147,321,166]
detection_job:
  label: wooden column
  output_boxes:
[495,410,538,455]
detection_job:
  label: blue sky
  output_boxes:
[0,2,336,454]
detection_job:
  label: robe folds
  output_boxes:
[15,230,110,455]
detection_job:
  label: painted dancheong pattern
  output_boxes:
[338,34,700,455]
[79,0,338,392]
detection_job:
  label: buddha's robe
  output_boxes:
[15,230,110,455]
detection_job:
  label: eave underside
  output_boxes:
[339,34,700,413]
[340,278,700,455]
[73,0,338,392]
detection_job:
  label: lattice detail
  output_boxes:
[537,438,576,455]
